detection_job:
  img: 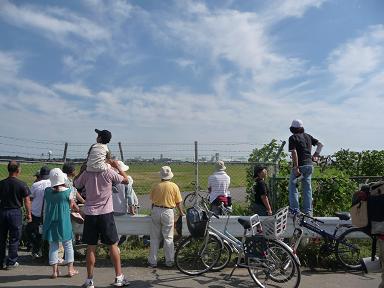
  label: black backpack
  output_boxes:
[186,206,208,238]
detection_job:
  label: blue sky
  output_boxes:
[0,0,384,159]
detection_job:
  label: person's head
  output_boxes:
[253,165,267,179]
[7,161,20,176]
[62,162,76,177]
[290,119,304,134]
[39,166,50,180]
[160,166,173,181]
[215,160,226,172]
[49,168,67,190]
[95,129,112,144]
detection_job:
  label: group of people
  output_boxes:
[0,120,332,288]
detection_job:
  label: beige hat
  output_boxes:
[49,168,66,187]
[215,160,226,171]
[160,166,174,180]
[117,161,129,172]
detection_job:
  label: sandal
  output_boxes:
[67,269,79,277]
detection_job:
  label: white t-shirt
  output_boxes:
[208,171,230,203]
[30,179,51,217]
[86,143,110,172]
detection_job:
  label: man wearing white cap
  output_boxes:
[288,119,323,215]
[148,166,184,268]
[208,160,231,215]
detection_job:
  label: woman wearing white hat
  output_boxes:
[42,168,80,278]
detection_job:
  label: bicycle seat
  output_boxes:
[334,212,351,221]
[238,218,251,230]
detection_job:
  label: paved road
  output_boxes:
[0,253,381,288]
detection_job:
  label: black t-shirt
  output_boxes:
[288,133,319,166]
[0,177,30,209]
[253,178,268,205]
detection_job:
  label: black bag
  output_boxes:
[186,206,208,238]
[367,182,384,234]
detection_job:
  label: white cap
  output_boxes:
[160,166,174,180]
[49,168,66,187]
[117,161,129,172]
[290,119,303,128]
[215,160,226,171]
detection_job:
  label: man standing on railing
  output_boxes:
[288,119,323,216]
[148,166,184,268]
[208,160,231,215]
[0,161,31,269]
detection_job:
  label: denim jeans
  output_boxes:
[288,165,313,214]
[0,208,22,266]
[49,240,74,265]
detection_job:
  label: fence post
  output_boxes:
[118,142,124,161]
[194,141,199,192]
[271,141,286,211]
[63,142,68,162]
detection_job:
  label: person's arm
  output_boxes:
[70,199,79,212]
[261,195,272,216]
[76,191,85,204]
[312,141,324,161]
[24,196,32,222]
[176,201,185,216]
[110,160,129,184]
[291,149,300,177]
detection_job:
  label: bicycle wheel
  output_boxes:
[184,193,198,210]
[211,241,232,271]
[247,239,301,288]
[175,234,222,276]
[336,227,373,270]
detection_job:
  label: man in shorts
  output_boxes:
[74,160,130,288]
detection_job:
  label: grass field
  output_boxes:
[0,161,249,194]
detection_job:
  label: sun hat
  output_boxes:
[117,161,129,172]
[290,119,304,128]
[39,166,50,180]
[160,166,174,180]
[215,160,226,171]
[95,128,112,144]
[49,168,66,187]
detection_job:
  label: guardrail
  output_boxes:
[72,215,356,238]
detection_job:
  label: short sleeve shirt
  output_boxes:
[30,179,51,217]
[253,179,269,205]
[150,181,182,208]
[0,177,30,209]
[74,169,124,215]
[289,133,319,166]
[208,171,230,203]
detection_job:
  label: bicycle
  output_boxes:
[176,205,301,288]
[289,210,375,270]
[183,186,210,210]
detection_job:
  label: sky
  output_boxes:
[0,0,384,160]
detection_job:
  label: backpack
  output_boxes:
[186,206,208,238]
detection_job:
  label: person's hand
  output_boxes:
[25,214,32,223]
[109,160,119,169]
[312,152,320,163]
[293,167,301,177]
[267,211,273,216]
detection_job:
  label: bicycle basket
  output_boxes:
[261,206,289,239]
[186,206,208,238]
[244,235,268,259]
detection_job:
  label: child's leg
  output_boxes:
[49,241,60,278]
[62,240,77,276]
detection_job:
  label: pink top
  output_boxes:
[74,169,124,215]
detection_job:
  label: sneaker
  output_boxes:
[6,262,19,269]
[80,279,95,288]
[113,275,130,287]
[147,262,157,268]
[165,261,174,268]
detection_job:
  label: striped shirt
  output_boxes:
[208,171,230,203]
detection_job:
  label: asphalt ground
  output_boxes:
[0,251,381,288]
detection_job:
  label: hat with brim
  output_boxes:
[95,128,112,144]
[215,160,226,171]
[49,168,66,187]
[290,119,303,128]
[160,166,174,180]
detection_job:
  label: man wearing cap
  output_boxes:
[74,159,130,287]
[148,166,184,268]
[288,119,323,215]
[0,161,32,269]
[208,160,231,215]
[86,129,112,172]
[28,166,51,258]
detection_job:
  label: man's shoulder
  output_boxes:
[32,179,51,189]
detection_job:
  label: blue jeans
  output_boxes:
[288,165,313,214]
[49,240,74,265]
[0,208,22,266]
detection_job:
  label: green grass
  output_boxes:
[0,161,249,195]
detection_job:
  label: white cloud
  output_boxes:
[0,51,21,77]
[328,25,384,90]
[52,82,93,98]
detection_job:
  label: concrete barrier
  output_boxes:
[72,214,355,238]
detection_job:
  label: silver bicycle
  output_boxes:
[176,205,301,288]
